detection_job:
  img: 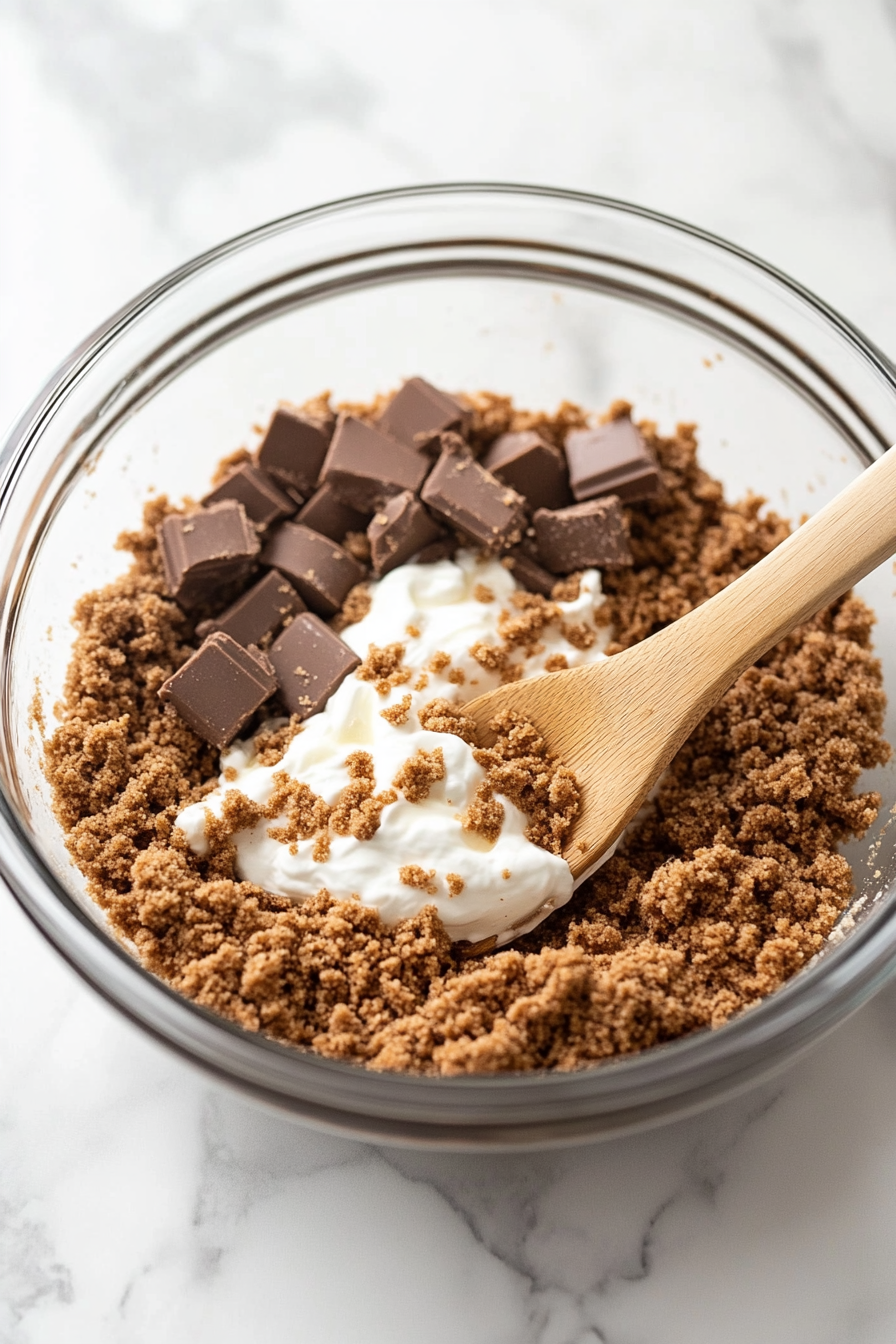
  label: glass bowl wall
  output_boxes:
[2,185,896,1147]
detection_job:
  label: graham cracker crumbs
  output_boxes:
[380,694,413,726]
[406,623,421,639]
[253,715,304,767]
[332,582,371,631]
[393,746,446,803]
[502,869,511,880]
[544,653,568,672]
[399,864,438,895]
[447,667,466,686]
[473,584,495,603]
[264,773,331,850]
[209,446,252,487]
[469,640,507,671]
[413,671,430,691]
[446,873,465,897]
[223,766,238,782]
[473,711,580,855]
[42,402,891,1077]
[551,573,582,603]
[418,697,477,743]
[427,651,452,674]
[561,620,597,651]
[343,531,371,564]
[329,751,397,841]
[355,642,413,695]
[461,782,505,842]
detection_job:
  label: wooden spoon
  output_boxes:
[465,447,896,882]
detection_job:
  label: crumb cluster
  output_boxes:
[41,398,890,1074]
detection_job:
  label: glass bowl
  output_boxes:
[3,184,896,1149]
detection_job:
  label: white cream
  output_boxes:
[175,551,613,946]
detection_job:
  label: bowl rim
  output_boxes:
[3,181,896,1137]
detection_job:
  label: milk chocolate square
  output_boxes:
[158,502,259,611]
[564,418,662,504]
[502,547,557,597]
[257,407,333,496]
[202,462,297,530]
[268,612,361,719]
[260,522,366,617]
[420,446,526,552]
[158,632,276,747]
[481,431,571,511]
[320,416,430,511]
[296,482,370,541]
[533,497,633,572]
[376,376,470,450]
[196,569,305,647]
[368,491,443,576]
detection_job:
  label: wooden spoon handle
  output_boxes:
[635,444,896,724]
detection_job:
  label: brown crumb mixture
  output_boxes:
[427,651,452,674]
[460,782,505,842]
[399,864,438,895]
[418,698,477,743]
[473,583,495,603]
[544,653,568,672]
[328,751,397,842]
[380,694,413,727]
[42,405,890,1075]
[355,642,413,695]
[342,531,371,564]
[393,747,446,803]
[331,582,371,631]
[446,873,465,897]
[471,711,580,855]
[253,715,304,767]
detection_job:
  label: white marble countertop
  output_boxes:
[4,2,896,1339]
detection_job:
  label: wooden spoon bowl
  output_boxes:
[465,447,896,880]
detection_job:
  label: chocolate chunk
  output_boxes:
[377,376,470,450]
[420,446,526,552]
[565,417,662,504]
[368,491,443,576]
[320,415,429,511]
[158,501,259,611]
[158,632,276,747]
[414,535,458,564]
[257,407,333,496]
[502,546,557,597]
[533,497,633,572]
[260,522,366,617]
[296,482,371,541]
[195,569,305,647]
[201,462,297,530]
[268,612,361,719]
[481,431,571,511]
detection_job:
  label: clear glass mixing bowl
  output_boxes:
[3,184,896,1148]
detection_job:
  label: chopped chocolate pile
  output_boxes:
[41,385,890,1076]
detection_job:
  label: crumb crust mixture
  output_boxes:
[43,397,890,1074]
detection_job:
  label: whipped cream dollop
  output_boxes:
[175,551,613,946]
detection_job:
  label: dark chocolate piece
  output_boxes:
[196,569,305,647]
[533,497,633,572]
[481,431,571,511]
[257,407,333,496]
[565,417,662,504]
[158,502,259,611]
[502,547,557,597]
[414,535,458,564]
[296,482,370,541]
[320,416,429,511]
[158,632,276,747]
[201,462,297,530]
[376,376,470,450]
[420,446,526,552]
[260,522,366,617]
[368,491,443,576]
[268,612,361,719]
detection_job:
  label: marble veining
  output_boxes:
[4,1,896,1339]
